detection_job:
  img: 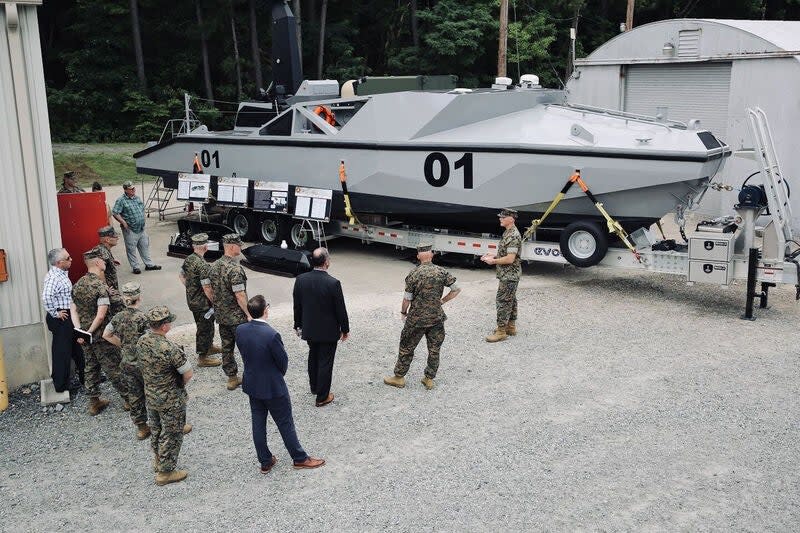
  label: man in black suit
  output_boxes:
[236,295,325,473]
[293,248,350,407]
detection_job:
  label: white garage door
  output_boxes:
[624,63,732,139]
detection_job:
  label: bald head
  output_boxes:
[311,247,330,269]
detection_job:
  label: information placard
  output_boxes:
[217,176,250,206]
[293,187,333,221]
[177,173,211,202]
[252,181,289,213]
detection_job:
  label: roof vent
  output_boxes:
[678,29,701,58]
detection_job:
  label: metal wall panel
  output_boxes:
[0,4,58,330]
[624,63,732,138]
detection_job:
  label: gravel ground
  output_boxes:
[1,262,799,531]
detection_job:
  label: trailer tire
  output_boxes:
[559,221,608,267]
[228,209,257,242]
[288,221,313,250]
[258,214,281,245]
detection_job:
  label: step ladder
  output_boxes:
[746,107,794,259]
[144,176,183,220]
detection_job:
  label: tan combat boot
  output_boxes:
[183,424,193,435]
[485,326,508,343]
[421,376,435,390]
[226,375,243,391]
[197,356,222,368]
[136,423,151,440]
[206,345,223,355]
[383,375,406,388]
[87,397,110,416]
[155,469,188,486]
[506,321,517,336]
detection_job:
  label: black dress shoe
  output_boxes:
[145,265,162,271]
[133,268,142,274]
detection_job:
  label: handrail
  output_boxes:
[554,103,688,130]
[158,118,201,144]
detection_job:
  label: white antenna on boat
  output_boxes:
[184,93,191,134]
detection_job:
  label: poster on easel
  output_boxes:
[216,176,250,207]
[252,181,290,213]
[177,173,211,202]
[293,187,332,222]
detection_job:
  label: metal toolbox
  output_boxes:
[688,231,737,262]
[688,260,733,285]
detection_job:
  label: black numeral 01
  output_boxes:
[200,149,220,168]
[424,152,473,189]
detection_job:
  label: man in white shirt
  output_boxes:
[42,248,85,392]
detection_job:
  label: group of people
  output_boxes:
[45,172,525,486]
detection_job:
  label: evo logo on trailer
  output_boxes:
[533,247,561,257]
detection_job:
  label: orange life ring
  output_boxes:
[314,105,336,126]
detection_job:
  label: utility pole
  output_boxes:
[498,0,509,77]
[626,0,634,31]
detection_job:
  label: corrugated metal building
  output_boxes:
[566,19,800,229]
[1,0,62,388]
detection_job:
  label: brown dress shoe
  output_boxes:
[293,457,325,469]
[87,397,110,416]
[226,375,242,391]
[315,393,334,407]
[260,456,277,474]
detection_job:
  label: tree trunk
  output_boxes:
[497,0,508,78]
[293,0,303,59]
[410,0,419,48]
[249,0,263,90]
[316,0,328,79]
[196,0,214,104]
[625,0,634,31]
[230,1,243,99]
[129,0,147,92]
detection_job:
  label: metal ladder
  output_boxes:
[746,107,794,257]
[144,177,181,220]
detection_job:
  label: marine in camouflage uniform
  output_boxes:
[384,243,460,390]
[104,282,150,438]
[91,226,124,315]
[71,249,128,414]
[57,171,85,194]
[208,234,248,389]
[180,233,221,365]
[483,208,522,342]
[138,306,192,485]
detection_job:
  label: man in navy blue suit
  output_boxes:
[236,295,325,473]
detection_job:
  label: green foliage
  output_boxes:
[52,144,148,186]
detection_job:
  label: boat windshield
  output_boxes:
[259,98,369,137]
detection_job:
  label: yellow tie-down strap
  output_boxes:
[338,161,360,226]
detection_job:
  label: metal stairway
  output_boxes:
[144,177,182,220]
[746,107,794,259]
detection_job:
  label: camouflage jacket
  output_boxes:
[182,253,212,312]
[72,272,111,341]
[209,255,247,326]
[58,185,85,194]
[108,307,149,367]
[496,225,522,281]
[404,262,457,328]
[137,331,189,410]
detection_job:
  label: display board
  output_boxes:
[217,176,250,206]
[177,173,211,201]
[293,187,333,221]
[253,181,290,213]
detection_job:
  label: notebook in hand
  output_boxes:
[74,327,94,344]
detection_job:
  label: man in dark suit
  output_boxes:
[236,295,325,473]
[293,247,350,407]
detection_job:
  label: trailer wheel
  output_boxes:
[289,221,312,249]
[258,214,280,245]
[228,209,257,242]
[559,221,608,267]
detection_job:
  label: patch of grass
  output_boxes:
[52,143,155,188]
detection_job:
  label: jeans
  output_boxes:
[121,227,154,270]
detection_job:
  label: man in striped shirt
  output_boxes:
[42,248,84,393]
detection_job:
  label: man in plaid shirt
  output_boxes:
[42,248,84,392]
[112,181,161,275]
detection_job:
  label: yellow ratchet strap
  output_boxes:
[338,161,360,225]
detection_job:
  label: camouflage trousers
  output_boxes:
[217,323,241,377]
[496,280,519,327]
[84,340,129,401]
[149,403,186,473]
[394,322,445,379]
[191,309,216,356]
[120,362,147,426]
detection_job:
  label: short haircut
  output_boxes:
[310,247,329,267]
[91,182,102,191]
[247,294,267,319]
[47,248,66,266]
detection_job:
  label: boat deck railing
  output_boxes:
[159,118,201,144]
[556,103,688,131]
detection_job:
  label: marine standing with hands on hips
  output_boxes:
[481,208,522,342]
